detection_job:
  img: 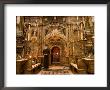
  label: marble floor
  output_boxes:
[38,65,73,75]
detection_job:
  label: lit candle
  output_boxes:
[81,32,83,40]
[77,16,78,20]
[29,55,32,59]
[54,16,56,20]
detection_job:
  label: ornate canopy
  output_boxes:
[44,29,67,44]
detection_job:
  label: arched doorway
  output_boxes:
[51,47,60,64]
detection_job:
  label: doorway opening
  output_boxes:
[51,46,60,65]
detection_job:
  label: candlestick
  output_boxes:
[77,16,79,25]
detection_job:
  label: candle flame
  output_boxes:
[29,55,32,58]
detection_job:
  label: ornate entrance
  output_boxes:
[51,47,60,64]
[44,29,68,66]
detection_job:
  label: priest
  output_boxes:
[43,45,50,70]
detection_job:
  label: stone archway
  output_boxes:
[44,29,69,66]
[51,46,60,65]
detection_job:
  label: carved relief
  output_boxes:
[16,16,94,68]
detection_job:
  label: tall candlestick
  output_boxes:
[77,16,79,25]
[78,30,79,40]
[28,24,31,41]
[17,16,20,24]
[33,30,36,36]
[82,17,85,28]
[81,32,83,40]
[81,23,83,30]
[77,16,78,20]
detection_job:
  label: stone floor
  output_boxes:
[38,65,73,75]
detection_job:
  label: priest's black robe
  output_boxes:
[43,48,50,69]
